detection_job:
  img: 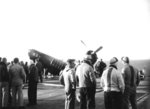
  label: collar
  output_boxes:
[83,60,93,67]
[109,64,117,69]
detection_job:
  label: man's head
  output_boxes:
[84,50,98,65]
[121,56,129,64]
[2,57,7,64]
[14,57,19,64]
[110,57,118,66]
[66,59,75,68]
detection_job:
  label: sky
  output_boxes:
[0,0,150,62]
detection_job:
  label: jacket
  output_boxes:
[62,66,76,93]
[101,66,125,93]
[76,62,96,88]
[0,62,9,82]
[29,64,39,82]
[9,63,26,86]
[122,64,140,90]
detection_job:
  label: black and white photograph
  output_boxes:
[0,0,150,109]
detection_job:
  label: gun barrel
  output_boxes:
[93,46,103,54]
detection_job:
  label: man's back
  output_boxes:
[121,56,139,109]
[76,62,96,88]
[10,64,26,86]
[122,64,140,88]
[0,62,9,82]
[101,66,124,92]
[36,61,43,72]
[122,64,132,87]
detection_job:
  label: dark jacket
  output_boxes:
[0,62,9,82]
[36,61,43,73]
[122,64,140,89]
[29,64,39,82]
[95,60,106,77]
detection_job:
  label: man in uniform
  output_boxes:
[121,57,140,109]
[76,50,97,109]
[59,59,76,109]
[101,57,125,109]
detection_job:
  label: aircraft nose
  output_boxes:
[28,49,39,59]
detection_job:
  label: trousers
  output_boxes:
[28,82,37,105]
[0,82,9,108]
[11,84,24,107]
[79,87,96,109]
[104,91,123,109]
[123,87,137,109]
[65,89,75,109]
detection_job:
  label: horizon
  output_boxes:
[2,48,149,63]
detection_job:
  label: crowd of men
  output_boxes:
[0,57,43,109]
[60,50,141,109]
[0,49,142,109]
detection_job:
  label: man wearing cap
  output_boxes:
[121,57,140,109]
[101,57,125,109]
[76,50,97,109]
[60,59,76,109]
